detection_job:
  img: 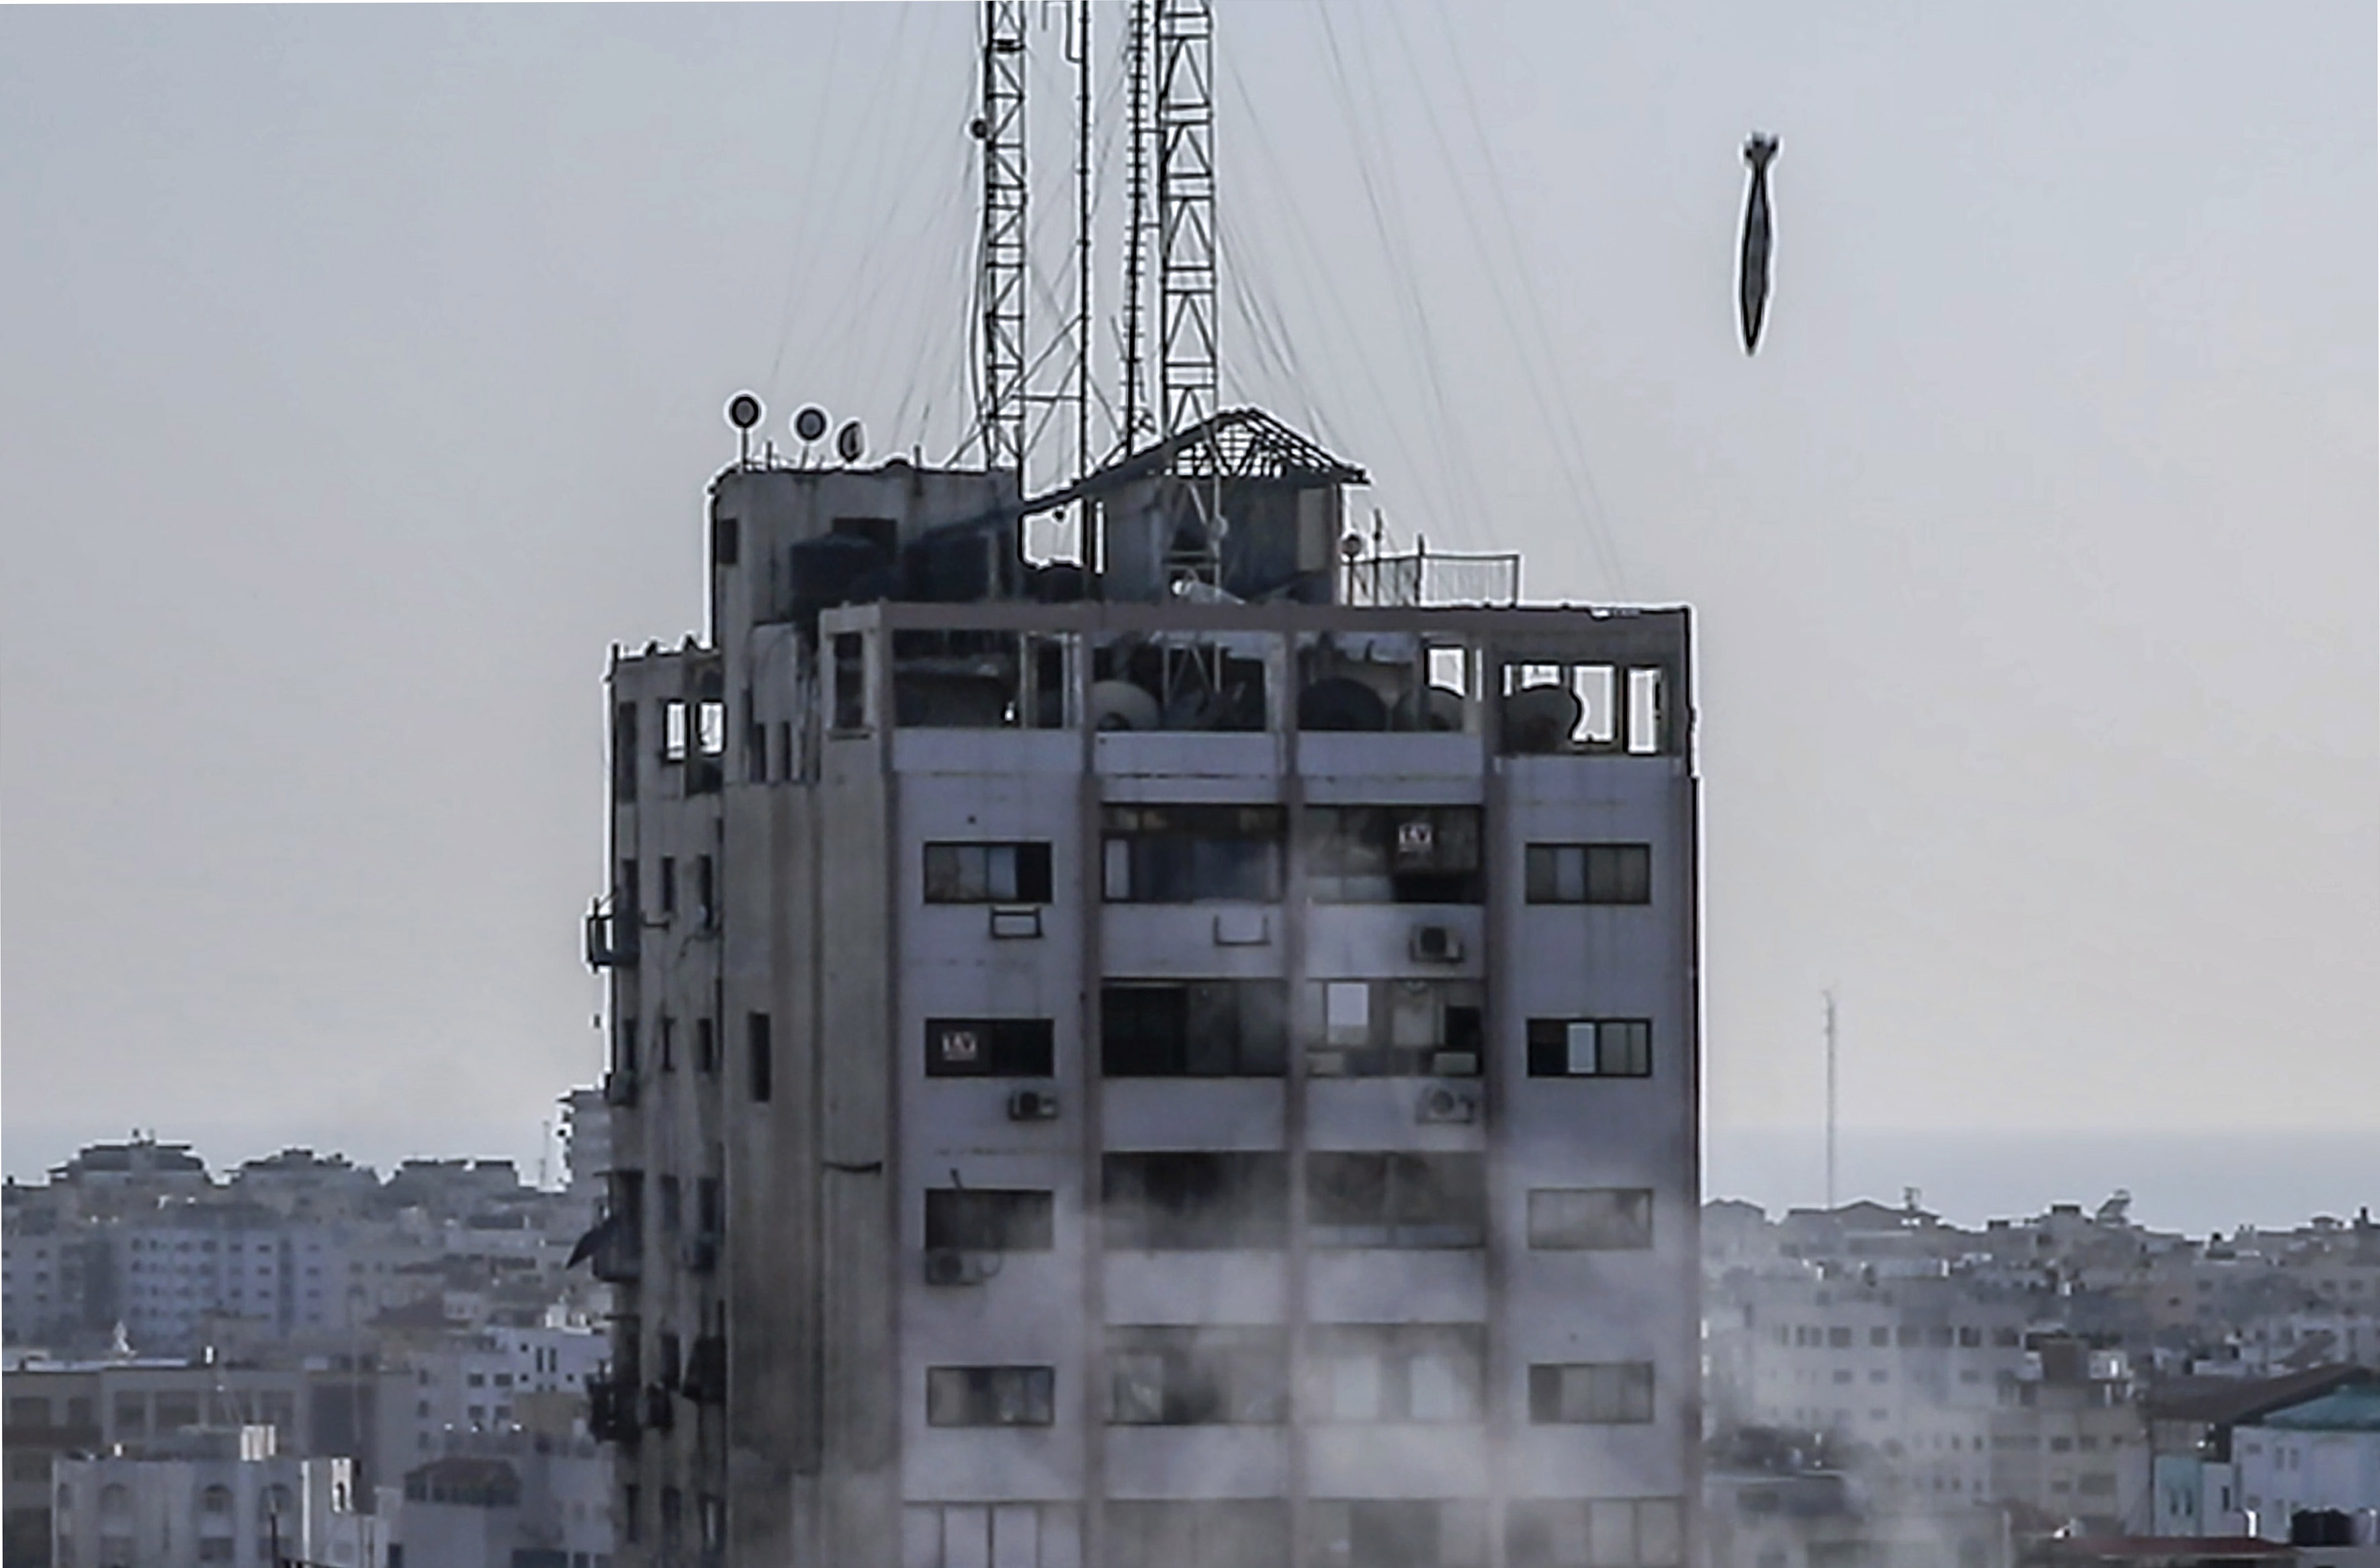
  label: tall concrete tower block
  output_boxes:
[587,413,1700,1568]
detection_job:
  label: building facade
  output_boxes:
[590,414,1702,1568]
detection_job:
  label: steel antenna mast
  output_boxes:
[1155,0,1217,441]
[1071,0,1093,492]
[1120,0,1153,455]
[977,0,1029,476]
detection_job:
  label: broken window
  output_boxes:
[926,1018,1056,1078]
[1524,843,1652,905]
[926,1366,1055,1427]
[1294,632,1479,733]
[1526,1018,1653,1078]
[1312,979,1483,1077]
[1103,1152,1289,1250]
[1528,1363,1656,1424]
[746,1013,772,1102]
[1307,1325,1487,1423]
[1102,805,1283,903]
[924,1188,1053,1252]
[1499,660,1669,756]
[1092,631,1271,732]
[1305,806,1485,903]
[1526,1188,1655,1251]
[893,630,1073,728]
[1307,1153,1487,1248]
[1106,1326,1289,1425]
[924,841,1053,904]
[1102,981,1286,1076]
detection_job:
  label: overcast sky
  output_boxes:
[2,3,2372,1191]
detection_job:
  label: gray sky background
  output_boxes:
[3,4,2373,1201]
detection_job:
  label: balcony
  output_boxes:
[584,902,640,969]
[586,1376,640,1444]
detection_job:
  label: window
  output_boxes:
[612,703,640,800]
[658,856,676,916]
[622,1485,641,1544]
[1309,1153,1487,1248]
[1310,1325,1485,1422]
[701,1493,727,1552]
[695,855,715,928]
[1309,1501,1487,1568]
[1870,1327,1891,1347]
[1526,1019,1652,1078]
[658,1176,682,1235]
[1827,1327,1853,1348]
[1506,1499,1683,1568]
[924,841,1053,904]
[658,1015,676,1072]
[695,1017,717,1075]
[1526,1188,1654,1250]
[747,1012,772,1102]
[662,700,689,761]
[1106,1326,1288,1424]
[1102,982,1286,1076]
[1316,980,1483,1076]
[1102,805,1284,902]
[1103,1153,1288,1250]
[697,1176,723,1238]
[200,1484,234,1515]
[1305,806,1485,903]
[1529,1363,1656,1424]
[927,1018,1057,1078]
[924,1188,1054,1252]
[1524,843,1652,905]
[926,1366,1054,1426]
[1109,1501,1288,1568]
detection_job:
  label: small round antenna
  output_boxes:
[793,406,830,443]
[835,420,866,465]
[726,392,764,466]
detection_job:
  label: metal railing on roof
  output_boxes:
[1343,539,1522,608]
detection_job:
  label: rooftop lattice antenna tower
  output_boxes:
[977,1,1028,475]
[1155,0,1217,441]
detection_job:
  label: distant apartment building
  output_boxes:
[586,412,1704,1568]
[50,1425,357,1568]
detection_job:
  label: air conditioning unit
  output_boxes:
[922,1250,996,1288]
[1411,923,1464,963]
[1417,1086,1479,1125]
[1006,1088,1060,1122]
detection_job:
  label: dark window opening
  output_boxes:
[1315,980,1483,1077]
[923,841,1053,904]
[695,855,716,929]
[1528,1362,1656,1424]
[775,720,793,781]
[924,1188,1054,1252]
[711,515,740,566]
[1526,1188,1655,1250]
[658,857,676,918]
[695,1018,717,1075]
[832,633,867,731]
[1307,1153,1487,1248]
[616,860,641,922]
[697,1176,723,1237]
[1524,843,1652,905]
[615,1018,640,1079]
[658,1016,676,1072]
[747,1013,773,1102]
[612,703,640,801]
[1102,982,1286,1076]
[1526,1018,1653,1078]
[925,1366,1053,1427]
[1106,1326,1288,1425]
[1104,1152,1288,1251]
[1305,806,1485,904]
[927,1018,1056,1078]
[1102,805,1284,903]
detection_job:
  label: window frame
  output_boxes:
[1525,1018,1653,1078]
[1525,1187,1655,1251]
[1304,805,1486,904]
[1307,1153,1488,1249]
[923,1188,1055,1253]
[1523,842,1653,905]
[1527,1362,1657,1425]
[923,841,1055,905]
[926,1018,1058,1078]
[1101,980,1287,1077]
[1100,805,1285,904]
[925,1365,1056,1428]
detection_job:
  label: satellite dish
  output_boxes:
[835,420,866,464]
[1297,677,1391,733]
[1502,684,1584,754]
[726,392,763,430]
[793,406,830,443]
[1089,680,1161,732]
